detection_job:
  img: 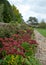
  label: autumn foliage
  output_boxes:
[0,29,37,59]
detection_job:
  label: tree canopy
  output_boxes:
[0,0,23,23]
[12,5,23,23]
[0,0,14,23]
[0,4,4,22]
[39,19,46,28]
[27,17,38,25]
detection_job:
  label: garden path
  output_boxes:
[34,29,46,65]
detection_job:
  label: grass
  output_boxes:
[36,28,46,37]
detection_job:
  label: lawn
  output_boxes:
[36,28,46,37]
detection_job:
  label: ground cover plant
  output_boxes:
[0,24,42,65]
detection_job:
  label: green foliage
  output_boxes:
[0,4,4,22]
[0,0,14,23]
[0,59,3,65]
[0,41,3,48]
[24,58,31,65]
[1,55,17,65]
[1,50,6,57]
[0,26,11,38]
[0,55,42,65]
[0,55,23,65]
[12,5,23,23]
[21,42,37,56]
[27,17,38,25]
[22,56,42,65]
[27,17,38,28]
[0,0,23,23]
[28,56,42,65]
[39,20,46,29]
[0,24,19,38]
[21,42,30,50]
[0,22,41,65]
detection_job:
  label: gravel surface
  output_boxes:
[34,29,46,65]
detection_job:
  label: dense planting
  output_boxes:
[0,0,43,65]
[0,29,37,58]
[0,0,23,23]
[0,26,42,65]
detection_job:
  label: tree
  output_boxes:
[0,0,14,23]
[27,17,38,25]
[12,5,23,23]
[0,0,23,23]
[0,4,4,22]
[27,17,38,27]
[39,19,46,28]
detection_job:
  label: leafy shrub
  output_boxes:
[0,55,42,65]
[21,42,30,50]
[0,30,38,58]
[0,55,24,65]
[0,24,17,38]
[0,41,3,48]
[27,56,42,65]
[0,24,41,65]
[0,55,16,65]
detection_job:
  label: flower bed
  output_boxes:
[0,27,42,65]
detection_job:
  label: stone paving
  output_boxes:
[34,30,46,65]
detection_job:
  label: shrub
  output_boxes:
[0,55,42,65]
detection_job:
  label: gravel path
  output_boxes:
[34,29,46,65]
